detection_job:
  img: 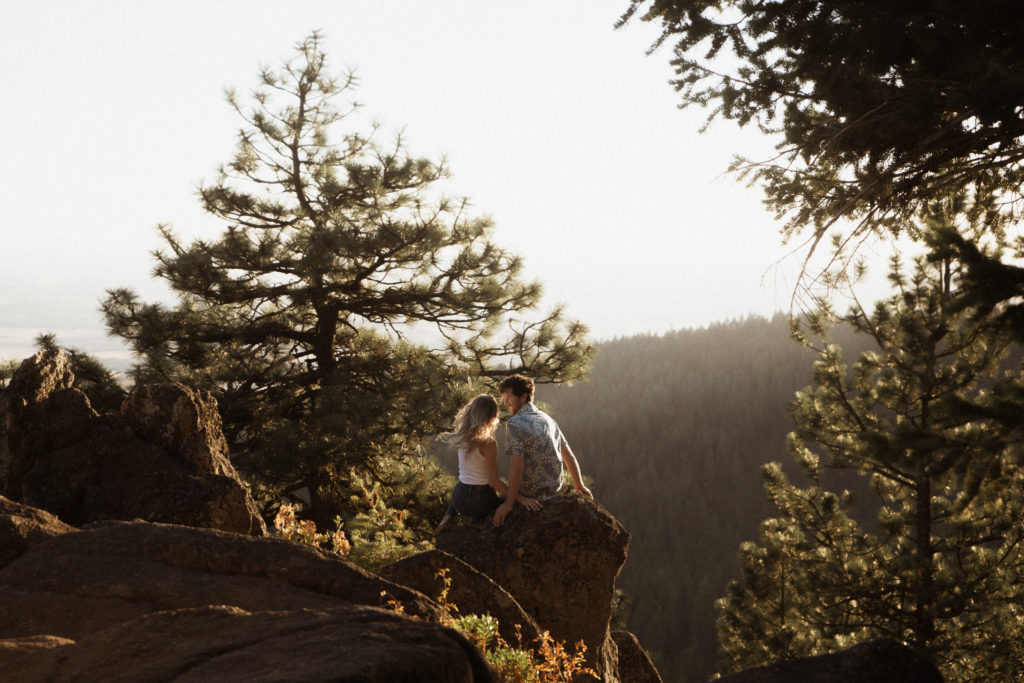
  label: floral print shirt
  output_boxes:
[505,402,566,499]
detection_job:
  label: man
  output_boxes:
[493,374,593,526]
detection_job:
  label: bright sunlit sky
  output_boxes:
[1,1,898,362]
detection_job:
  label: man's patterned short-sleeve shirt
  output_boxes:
[505,402,566,499]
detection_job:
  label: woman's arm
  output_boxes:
[480,439,508,496]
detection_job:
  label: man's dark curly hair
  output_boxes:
[498,374,534,402]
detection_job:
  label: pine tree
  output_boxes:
[102,34,592,528]
[620,0,1024,247]
[716,207,1024,681]
[621,0,1024,443]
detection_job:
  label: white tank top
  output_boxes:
[458,445,490,485]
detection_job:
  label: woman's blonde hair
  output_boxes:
[442,394,500,449]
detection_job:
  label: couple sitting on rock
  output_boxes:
[436,374,593,533]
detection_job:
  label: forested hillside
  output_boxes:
[538,314,867,683]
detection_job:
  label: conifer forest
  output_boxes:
[540,316,866,682]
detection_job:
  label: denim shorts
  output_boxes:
[448,481,501,520]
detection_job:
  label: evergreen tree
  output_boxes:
[620,0,1024,487]
[619,0,1024,247]
[716,213,1024,680]
[102,34,592,528]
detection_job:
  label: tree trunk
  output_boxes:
[913,474,936,646]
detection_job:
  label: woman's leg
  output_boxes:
[461,485,501,521]
[435,483,461,534]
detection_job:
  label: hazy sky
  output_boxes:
[1,1,895,360]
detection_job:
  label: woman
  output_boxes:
[436,394,539,533]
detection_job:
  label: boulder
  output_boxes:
[0,350,265,535]
[0,518,441,641]
[435,493,631,682]
[717,639,944,683]
[5,605,496,683]
[0,512,502,680]
[380,549,543,648]
[1,349,83,495]
[612,630,663,683]
[120,382,236,477]
[0,496,75,569]
[0,348,73,406]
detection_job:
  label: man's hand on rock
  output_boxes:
[517,495,542,511]
[493,500,515,527]
[577,485,594,499]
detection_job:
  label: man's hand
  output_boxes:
[517,495,542,511]
[577,485,594,499]
[493,500,515,527]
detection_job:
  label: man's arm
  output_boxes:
[483,441,540,511]
[562,443,593,498]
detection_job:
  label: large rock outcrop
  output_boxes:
[380,548,544,648]
[0,501,497,681]
[717,639,945,683]
[0,349,265,535]
[435,493,632,682]
[0,514,439,638]
[8,606,494,683]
